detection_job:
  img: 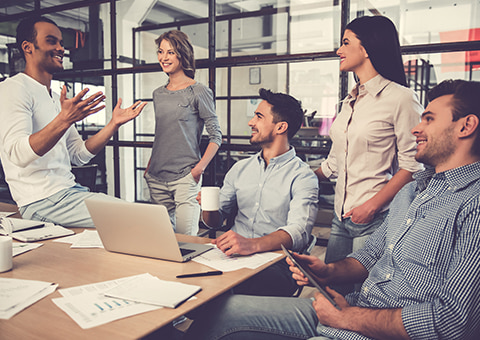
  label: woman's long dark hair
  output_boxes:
[346,16,407,87]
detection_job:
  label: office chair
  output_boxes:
[197,203,237,238]
[0,159,15,204]
[71,164,98,192]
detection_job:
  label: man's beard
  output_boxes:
[249,133,274,146]
[415,125,456,168]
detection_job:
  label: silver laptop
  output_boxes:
[84,198,213,262]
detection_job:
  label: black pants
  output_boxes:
[232,259,298,297]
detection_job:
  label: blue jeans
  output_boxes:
[145,172,201,235]
[185,294,326,340]
[19,184,122,228]
[324,211,388,294]
[325,211,388,263]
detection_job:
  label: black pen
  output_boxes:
[176,270,223,278]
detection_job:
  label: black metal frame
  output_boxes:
[2,0,480,199]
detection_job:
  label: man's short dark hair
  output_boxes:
[16,16,58,60]
[428,79,480,156]
[259,88,303,140]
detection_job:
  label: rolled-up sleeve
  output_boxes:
[393,90,424,173]
[65,126,95,166]
[280,169,319,251]
[321,154,337,180]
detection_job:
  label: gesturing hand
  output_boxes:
[59,86,106,125]
[111,98,147,127]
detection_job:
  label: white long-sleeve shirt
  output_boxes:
[0,73,94,207]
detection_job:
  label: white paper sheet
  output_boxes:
[104,273,201,308]
[0,278,57,319]
[192,245,282,272]
[53,233,82,244]
[70,230,104,248]
[0,211,16,218]
[53,274,161,329]
[12,242,43,256]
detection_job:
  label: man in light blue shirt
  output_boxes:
[201,88,319,297]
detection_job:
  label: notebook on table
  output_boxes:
[84,199,213,262]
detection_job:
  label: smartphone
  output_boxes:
[282,244,340,309]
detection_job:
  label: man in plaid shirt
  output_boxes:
[185,80,480,340]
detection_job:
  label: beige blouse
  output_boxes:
[321,74,424,220]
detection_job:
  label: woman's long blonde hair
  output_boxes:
[155,30,195,79]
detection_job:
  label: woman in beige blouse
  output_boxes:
[315,16,423,294]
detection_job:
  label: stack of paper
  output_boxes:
[53,273,201,329]
[0,278,57,319]
[0,217,73,242]
[104,273,201,308]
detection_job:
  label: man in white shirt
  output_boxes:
[0,16,146,228]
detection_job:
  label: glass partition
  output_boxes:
[289,60,339,136]
[0,1,36,15]
[1,0,478,201]
[350,0,480,45]
[290,1,341,53]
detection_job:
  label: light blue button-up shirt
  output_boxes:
[219,147,319,251]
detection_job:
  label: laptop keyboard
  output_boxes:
[180,248,195,256]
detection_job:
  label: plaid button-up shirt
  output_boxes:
[318,162,480,339]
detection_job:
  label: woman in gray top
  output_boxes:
[145,30,222,235]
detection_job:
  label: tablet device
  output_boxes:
[282,244,340,309]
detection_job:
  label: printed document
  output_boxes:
[104,273,201,308]
[192,245,282,272]
[70,230,104,248]
[53,230,104,248]
[0,278,57,319]
[53,274,161,329]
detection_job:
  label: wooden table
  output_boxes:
[0,219,282,339]
[0,202,21,218]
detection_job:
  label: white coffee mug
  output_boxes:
[0,236,13,272]
[201,187,220,211]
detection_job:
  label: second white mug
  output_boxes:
[0,236,12,273]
